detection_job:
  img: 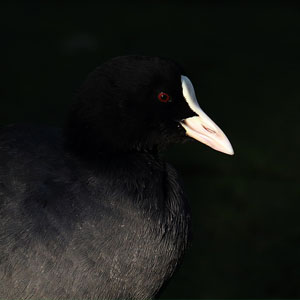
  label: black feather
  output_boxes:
[0,56,193,299]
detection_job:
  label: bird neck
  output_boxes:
[63,114,164,159]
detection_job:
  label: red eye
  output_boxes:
[158,92,171,103]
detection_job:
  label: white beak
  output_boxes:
[180,75,234,155]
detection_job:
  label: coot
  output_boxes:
[0,56,233,299]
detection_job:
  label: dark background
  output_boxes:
[2,2,300,298]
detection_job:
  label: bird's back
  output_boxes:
[0,124,190,300]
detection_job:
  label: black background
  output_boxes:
[2,2,300,298]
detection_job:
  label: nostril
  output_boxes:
[203,125,216,134]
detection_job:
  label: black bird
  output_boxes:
[0,55,233,299]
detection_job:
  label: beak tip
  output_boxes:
[210,137,234,156]
[218,145,234,156]
[228,149,234,156]
[224,142,234,156]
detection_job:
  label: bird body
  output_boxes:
[0,125,189,299]
[0,56,233,299]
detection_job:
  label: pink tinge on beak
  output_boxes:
[180,76,234,155]
[181,116,234,155]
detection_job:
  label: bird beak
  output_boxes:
[180,75,234,155]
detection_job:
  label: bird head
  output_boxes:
[66,55,233,156]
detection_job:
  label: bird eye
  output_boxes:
[158,92,171,103]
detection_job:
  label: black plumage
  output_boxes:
[0,56,232,299]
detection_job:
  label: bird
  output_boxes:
[0,55,233,300]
